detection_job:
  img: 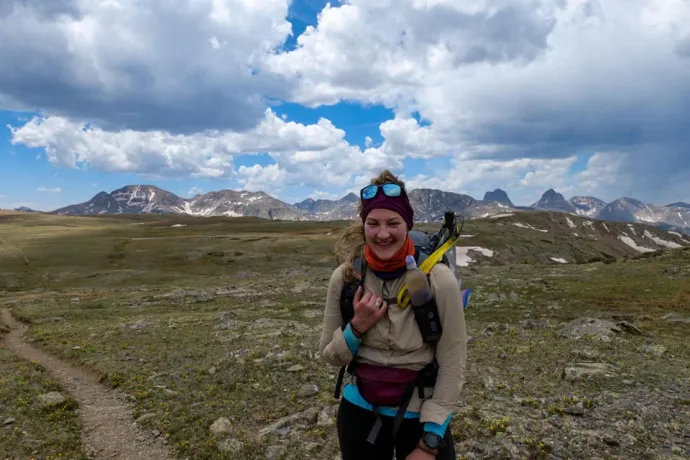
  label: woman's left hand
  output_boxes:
[406,447,436,460]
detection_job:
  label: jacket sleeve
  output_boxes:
[419,263,469,427]
[318,265,358,367]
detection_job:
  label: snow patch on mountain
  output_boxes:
[513,223,549,233]
[456,247,494,267]
[643,230,682,249]
[582,221,596,231]
[618,235,655,253]
[667,231,690,243]
[569,196,606,217]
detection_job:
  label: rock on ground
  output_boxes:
[563,362,617,381]
[210,417,233,436]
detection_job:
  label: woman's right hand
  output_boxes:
[350,286,388,335]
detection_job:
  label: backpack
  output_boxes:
[332,212,472,441]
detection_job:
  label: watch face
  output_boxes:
[424,433,441,449]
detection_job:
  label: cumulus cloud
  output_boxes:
[0,0,294,134]
[235,141,399,194]
[5,0,690,205]
[266,0,690,203]
[238,164,288,193]
[266,0,563,107]
[9,108,400,189]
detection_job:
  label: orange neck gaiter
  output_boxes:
[364,236,415,272]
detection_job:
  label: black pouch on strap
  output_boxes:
[411,297,443,343]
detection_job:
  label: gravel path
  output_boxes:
[1,308,174,460]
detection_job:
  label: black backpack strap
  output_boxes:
[390,359,440,439]
[334,360,359,399]
[334,255,368,400]
[390,380,418,440]
[334,366,346,399]
[366,408,384,444]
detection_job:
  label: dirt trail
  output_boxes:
[1,308,174,460]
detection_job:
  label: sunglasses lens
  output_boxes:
[382,183,402,197]
[361,185,378,200]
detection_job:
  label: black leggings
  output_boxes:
[336,398,456,460]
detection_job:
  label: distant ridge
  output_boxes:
[48,185,690,234]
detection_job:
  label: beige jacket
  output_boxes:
[318,261,468,426]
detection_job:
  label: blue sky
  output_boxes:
[1,0,689,211]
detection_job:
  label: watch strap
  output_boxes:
[419,433,443,454]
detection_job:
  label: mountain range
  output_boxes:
[12,185,689,235]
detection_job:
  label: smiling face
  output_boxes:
[363,208,409,260]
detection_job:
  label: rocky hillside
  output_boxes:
[598,198,690,229]
[173,190,302,221]
[408,188,476,221]
[438,210,690,267]
[526,190,690,234]
[54,186,184,215]
[53,185,303,221]
[569,196,607,217]
[294,193,359,220]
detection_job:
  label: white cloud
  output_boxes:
[10,109,402,190]
[0,193,6,198]
[5,0,690,206]
[264,0,690,204]
[238,164,288,193]
[9,109,353,179]
[36,187,61,193]
[266,0,563,107]
[0,0,294,133]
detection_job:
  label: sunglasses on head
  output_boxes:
[360,183,405,201]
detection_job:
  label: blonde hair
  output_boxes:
[335,169,408,281]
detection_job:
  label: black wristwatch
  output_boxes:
[419,432,445,454]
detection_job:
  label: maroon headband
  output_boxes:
[361,191,414,230]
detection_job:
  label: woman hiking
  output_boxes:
[318,170,468,460]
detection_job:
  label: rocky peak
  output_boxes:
[569,196,606,218]
[408,189,476,222]
[483,189,514,207]
[532,189,576,213]
[342,192,358,202]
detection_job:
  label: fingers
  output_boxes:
[359,290,372,307]
[353,286,386,319]
[375,301,388,318]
